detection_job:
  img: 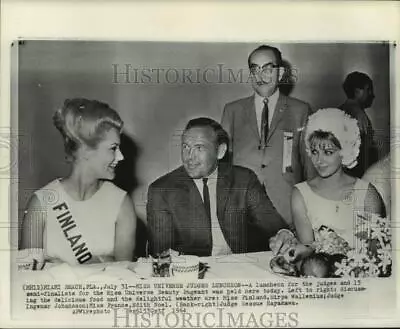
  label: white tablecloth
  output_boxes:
[200,251,276,279]
[15,251,277,282]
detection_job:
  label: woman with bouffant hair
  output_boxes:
[20,98,137,268]
[269,109,387,277]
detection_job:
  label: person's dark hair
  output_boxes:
[248,45,283,68]
[308,130,342,150]
[184,117,229,148]
[342,71,373,99]
[53,98,123,159]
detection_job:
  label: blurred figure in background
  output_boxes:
[339,71,378,177]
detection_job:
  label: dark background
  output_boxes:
[15,41,391,255]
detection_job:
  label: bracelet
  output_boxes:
[303,243,316,251]
[276,228,295,238]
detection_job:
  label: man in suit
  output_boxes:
[147,117,287,257]
[221,45,314,225]
[339,71,378,178]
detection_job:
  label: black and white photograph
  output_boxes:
[1,1,399,328]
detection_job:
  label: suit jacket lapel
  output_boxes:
[175,166,205,215]
[172,167,213,255]
[267,93,288,141]
[244,95,260,140]
[216,163,232,221]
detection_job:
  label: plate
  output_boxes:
[152,262,209,279]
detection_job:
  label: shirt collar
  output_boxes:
[208,166,218,180]
[269,88,280,106]
[254,89,280,107]
[193,166,218,181]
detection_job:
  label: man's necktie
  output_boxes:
[260,97,269,149]
[202,178,211,219]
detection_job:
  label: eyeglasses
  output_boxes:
[249,63,280,76]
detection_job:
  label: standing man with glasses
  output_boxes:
[221,45,314,225]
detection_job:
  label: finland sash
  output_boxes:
[51,201,93,264]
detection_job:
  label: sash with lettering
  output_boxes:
[52,201,94,264]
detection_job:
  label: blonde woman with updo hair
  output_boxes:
[20,98,137,269]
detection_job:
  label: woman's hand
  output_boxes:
[269,229,298,256]
[283,243,314,263]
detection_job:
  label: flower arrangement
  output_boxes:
[304,108,361,169]
[269,214,391,278]
[333,212,392,278]
[313,225,352,256]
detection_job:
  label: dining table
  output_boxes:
[11,250,396,328]
[14,251,280,282]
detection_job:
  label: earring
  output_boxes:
[65,154,73,163]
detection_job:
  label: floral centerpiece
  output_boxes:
[333,213,392,278]
[313,225,352,256]
[269,213,391,278]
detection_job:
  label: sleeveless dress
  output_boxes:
[294,179,369,249]
[34,179,126,265]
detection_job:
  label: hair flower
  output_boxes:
[304,108,361,168]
